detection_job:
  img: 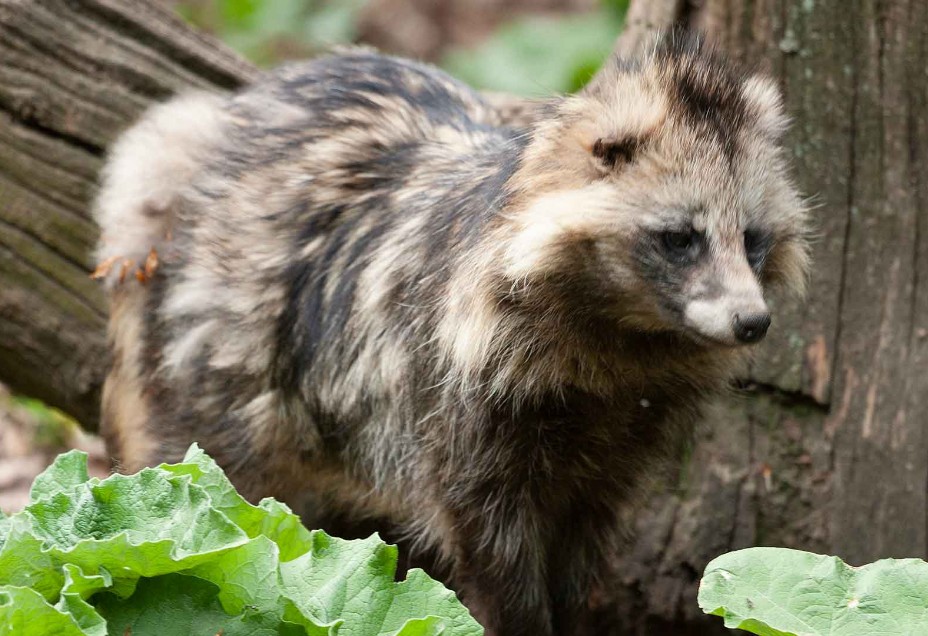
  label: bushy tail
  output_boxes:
[93,92,227,288]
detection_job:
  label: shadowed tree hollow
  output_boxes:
[0,0,926,633]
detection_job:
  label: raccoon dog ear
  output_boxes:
[591,136,639,168]
[742,75,789,138]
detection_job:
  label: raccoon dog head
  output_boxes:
[503,35,810,348]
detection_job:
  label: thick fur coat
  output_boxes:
[94,36,809,636]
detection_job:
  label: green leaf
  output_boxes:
[383,570,481,636]
[60,563,113,599]
[699,547,928,635]
[0,585,100,636]
[24,469,249,596]
[160,444,313,561]
[280,532,482,636]
[29,449,91,503]
[55,593,107,636]
[0,445,481,635]
[96,572,309,636]
[0,515,65,599]
[392,616,447,636]
[186,535,282,615]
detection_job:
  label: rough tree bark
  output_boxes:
[609,1,928,633]
[0,1,925,634]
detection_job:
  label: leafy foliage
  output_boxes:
[442,2,627,95]
[699,547,928,635]
[0,446,482,635]
[175,0,627,94]
[176,0,366,65]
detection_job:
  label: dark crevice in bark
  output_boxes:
[0,205,95,285]
[836,0,867,496]
[0,168,95,229]
[733,380,830,414]
[0,219,106,321]
[0,101,104,156]
[905,30,922,352]
[1,15,172,104]
[777,0,789,99]
[0,14,162,104]
[727,418,755,552]
[875,0,887,106]
[828,4,859,433]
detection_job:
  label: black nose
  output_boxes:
[733,312,771,343]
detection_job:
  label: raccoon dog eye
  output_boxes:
[743,229,770,270]
[661,229,701,261]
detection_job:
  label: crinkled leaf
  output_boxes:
[186,535,282,615]
[0,515,65,599]
[186,535,332,635]
[27,468,245,554]
[55,592,107,636]
[0,585,98,636]
[281,531,482,636]
[20,467,249,599]
[699,547,928,635]
[379,570,479,636]
[254,498,317,561]
[161,444,313,561]
[29,449,91,503]
[0,446,481,635]
[60,563,113,600]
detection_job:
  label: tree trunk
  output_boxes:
[607,0,928,633]
[0,1,926,634]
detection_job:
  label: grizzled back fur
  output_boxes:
[94,35,809,636]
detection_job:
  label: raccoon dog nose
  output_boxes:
[733,312,771,343]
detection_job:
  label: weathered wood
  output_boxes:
[608,0,928,633]
[0,0,256,428]
[827,0,928,565]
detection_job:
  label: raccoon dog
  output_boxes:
[94,34,809,636]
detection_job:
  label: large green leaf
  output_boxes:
[160,445,313,561]
[280,532,481,636]
[699,547,928,635]
[0,446,482,635]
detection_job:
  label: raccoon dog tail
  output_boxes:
[92,92,226,288]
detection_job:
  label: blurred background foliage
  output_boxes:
[172,0,628,95]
